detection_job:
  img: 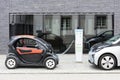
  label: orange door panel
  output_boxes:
[17,47,43,55]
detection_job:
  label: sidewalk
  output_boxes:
[0,54,120,74]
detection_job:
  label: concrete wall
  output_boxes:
[52,15,61,36]
[85,14,95,35]
[33,15,43,35]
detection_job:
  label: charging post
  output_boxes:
[75,29,83,62]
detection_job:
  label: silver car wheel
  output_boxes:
[45,59,55,69]
[6,58,16,69]
[101,56,115,70]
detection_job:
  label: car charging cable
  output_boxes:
[61,40,74,54]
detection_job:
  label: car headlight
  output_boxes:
[95,48,102,52]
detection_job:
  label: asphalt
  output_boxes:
[1,54,120,74]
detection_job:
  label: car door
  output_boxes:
[16,38,44,63]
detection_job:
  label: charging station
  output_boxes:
[75,29,83,62]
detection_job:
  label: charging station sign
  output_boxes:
[75,29,83,62]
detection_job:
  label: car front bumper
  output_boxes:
[88,51,95,64]
[53,54,59,65]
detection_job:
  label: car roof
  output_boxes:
[12,35,35,39]
[97,30,113,36]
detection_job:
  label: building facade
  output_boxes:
[0,0,120,53]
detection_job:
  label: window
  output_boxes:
[15,38,37,48]
[61,16,72,30]
[95,15,107,29]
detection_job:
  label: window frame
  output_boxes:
[61,16,72,30]
[95,15,107,29]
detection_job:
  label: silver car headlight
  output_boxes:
[94,48,102,52]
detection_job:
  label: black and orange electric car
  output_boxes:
[5,35,59,69]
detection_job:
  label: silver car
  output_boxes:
[88,34,120,70]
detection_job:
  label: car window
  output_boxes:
[24,38,36,46]
[97,31,105,36]
[105,34,120,44]
[97,31,112,37]
[16,38,37,47]
[102,31,112,36]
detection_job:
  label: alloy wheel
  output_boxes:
[5,58,17,69]
[99,54,116,70]
[45,57,56,69]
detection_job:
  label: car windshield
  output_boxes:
[97,30,112,37]
[97,31,105,36]
[35,37,49,44]
[105,34,120,44]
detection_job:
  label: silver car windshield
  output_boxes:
[105,34,120,44]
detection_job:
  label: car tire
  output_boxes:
[98,54,117,70]
[44,56,57,69]
[5,57,17,69]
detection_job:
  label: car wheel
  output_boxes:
[5,57,17,69]
[44,57,56,69]
[98,54,116,70]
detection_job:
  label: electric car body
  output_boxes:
[85,30,113,49]
[88,34,120,70]
[5,35,59,69]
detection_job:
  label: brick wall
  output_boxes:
[0,0,9,54]
[10,0,114,12]
[114,0,120,35]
